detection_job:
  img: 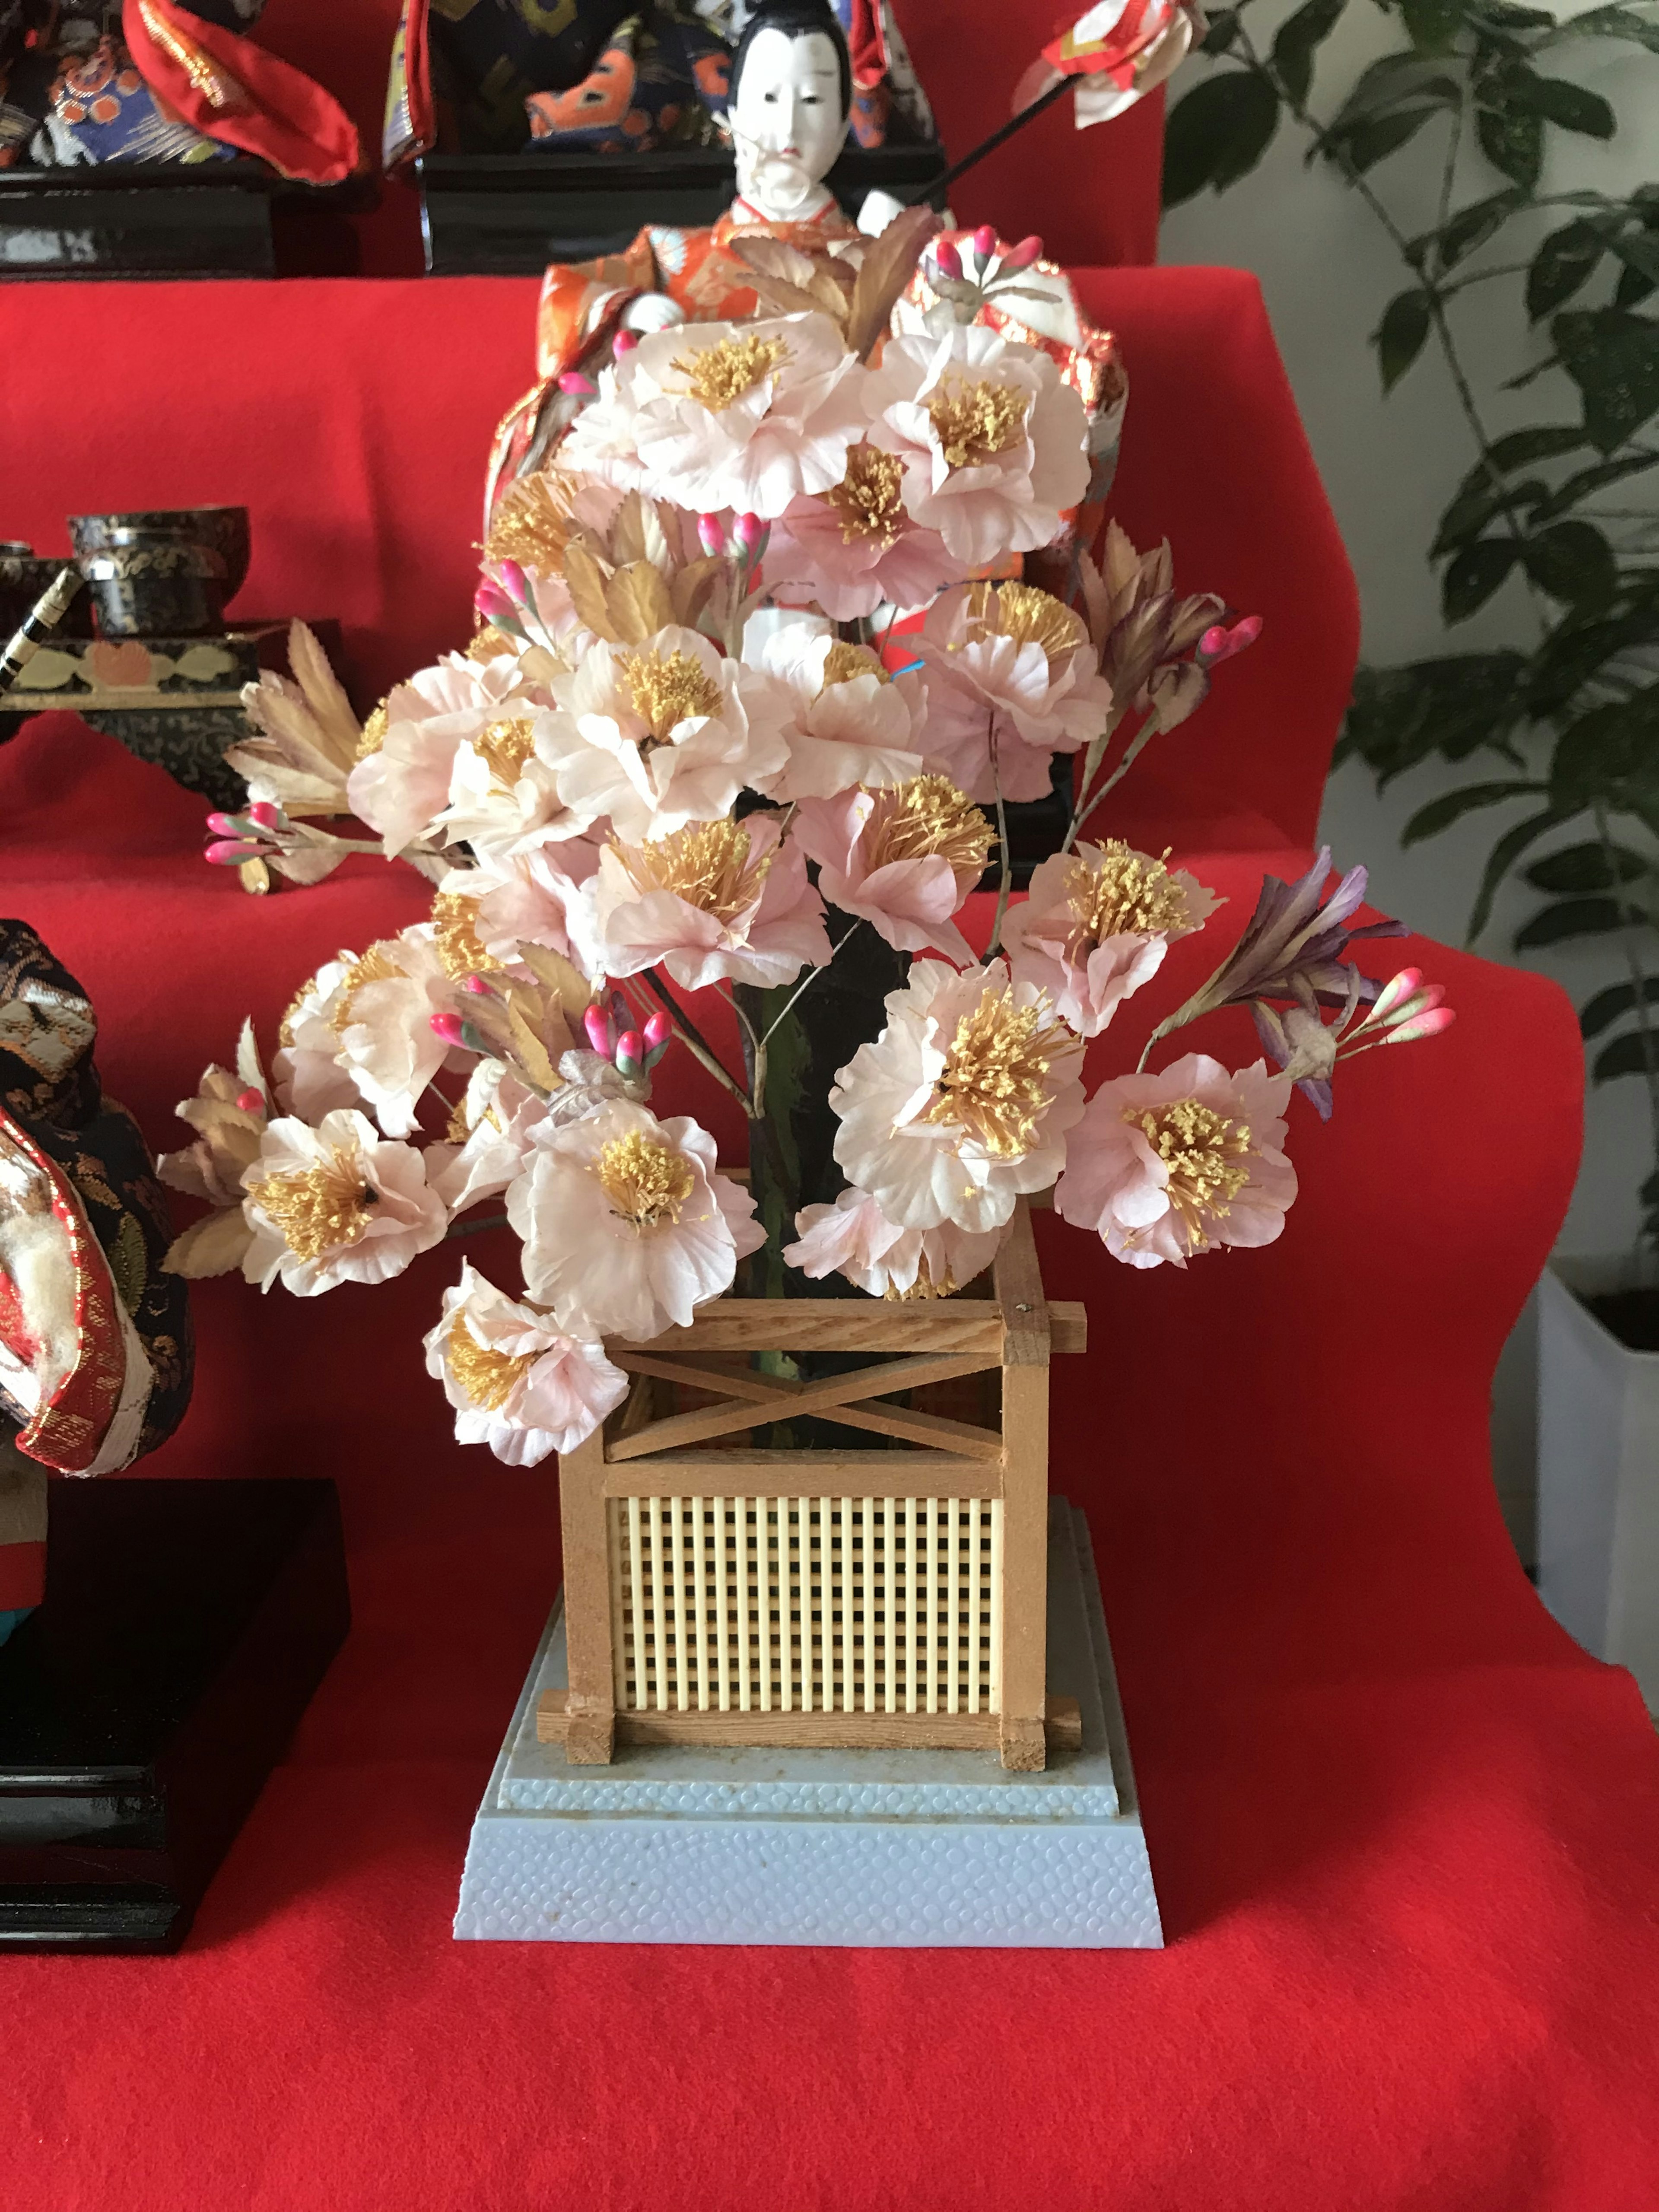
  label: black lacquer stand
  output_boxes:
[0,1479,349,1954]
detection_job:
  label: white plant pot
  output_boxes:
[1537,1260,1659,1713]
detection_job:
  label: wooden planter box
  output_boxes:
[538,1198,1084,1772]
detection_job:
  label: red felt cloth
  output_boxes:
[244,0,1168,275]
[0,266,1349,845]
[0,1541,44,1609]
[2,261,1656,2202]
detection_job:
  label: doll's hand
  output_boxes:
[619,293,686,336]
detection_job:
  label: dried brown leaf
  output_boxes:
[287,620,360,767]
[669,553,724,631]
[563,544,619,642]
[606,560,676,643]
[847,202,939,361]
[513,944,592,1033]
[163,1206,255,1279]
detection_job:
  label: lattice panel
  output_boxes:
[607,1496,1003,1716]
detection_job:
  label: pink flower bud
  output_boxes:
[474,581,518,627]
[613,328,639,354]
[429,1011,467,1046]
[205,838,262,866]
[1229,614,1263,652]
[245,801,281,832]
[973,223,997,260]
[1386,1005,1456,1045]
[584,1003,615,1057]
[205,810,238,836]
[497,558,529,604]
[557,371,597,397]
[461,973,491,995]
[697,512,725,558]
[616,1029,643,1071]
[235,1088,264,1114]
[1003,234,1043,271]
[734,512,766,556]
[643,1010,672,1052]
[932,238,963,282]
[1197,624,1230,662]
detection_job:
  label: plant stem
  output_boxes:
[985,722,1014,958]
[639,971,752,1109]
[445,1212,509,1239]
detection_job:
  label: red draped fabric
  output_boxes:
[2,264,1656,2204]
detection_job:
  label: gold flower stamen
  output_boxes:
[431,889,497,982]
[594,1131,696,1228]
[884,1253,958,1301]
[483,470,575,573]
[328,943,404,1032]
[247,1146,379,1261]
[821,639,890,687]
[475,717,539,788]
[618,648,723,744]
[824,444,906,548]
[964,579,1087,672]
[613,820,770,923]
[355,700,389,760]
[447,1318,534,1411]
[867,775,993,876]
[1066,842,1192,947]
[922,985,1080,1159]
[1125,1098,1252,1247]
[672,332,790,411]
[926,379,1030,470]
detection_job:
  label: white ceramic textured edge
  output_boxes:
[451,1498,1164,1947]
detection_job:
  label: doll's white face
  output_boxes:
[731,26,846,219]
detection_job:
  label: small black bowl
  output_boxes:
[75,540,228,639]
[69,505,250,613]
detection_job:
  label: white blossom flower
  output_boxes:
[560,313,867,519]
[436,708,589,865]
[1054,1056,1297,1269]
[423,1262,627,1463]
[1003,842,1221,1037]
[831,959,1086,1233]
[241,1108,447,1297]
[914,581,1113,805]
[538,625,783,842]
[346,653,553,857]
[862,324,1090,567]
[784,1185,1003,1299]
[329,926,467,1140]
[740,629,931,801]
[271,951,379,1125]
[507,1100,763,1341]
[594,811,830,990]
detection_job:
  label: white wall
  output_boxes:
[1156,3,1655,1552]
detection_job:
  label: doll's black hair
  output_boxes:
[727,0,852,125]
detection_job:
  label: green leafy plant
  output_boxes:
[1164,0,1659,1254]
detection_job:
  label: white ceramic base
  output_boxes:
[1538,1261,1659,1712]
[453,1497,1163,1947]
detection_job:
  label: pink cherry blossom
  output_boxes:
[915,581,1113,804]
[763,445,966,621]
[594,811,830,991]
[790,777,992,965]
[739,627,930,801]
[783,1185,1004,1299]
[1054,1055,1297,1269]
[1003,842,1221,1037]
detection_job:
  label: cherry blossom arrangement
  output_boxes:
[168,234,1453,1469]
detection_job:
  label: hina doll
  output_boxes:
[0,0,359,180]
[0,924,193,1647]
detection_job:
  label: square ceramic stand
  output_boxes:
[454,1498,1161,1947]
